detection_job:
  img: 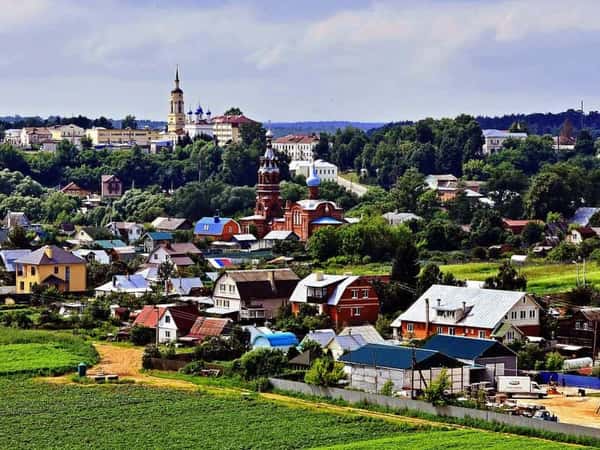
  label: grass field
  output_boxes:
[0,327,98,376]
[0,378,587,450]
[440,261,600,295]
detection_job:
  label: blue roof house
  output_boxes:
[194,216,241,241]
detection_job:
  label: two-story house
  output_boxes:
[391,285,541,343]
[106,221,144,244]
[556,307,600,354]
[100,175,123,199]
[14,245,87,294]
[210,269,300,321]
[132,304,200,343]
[194,216,241,241]
[147,242,202,269]
[289,273,385,329]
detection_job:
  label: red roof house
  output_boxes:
[133,304,199,343]
[181,317,234,343]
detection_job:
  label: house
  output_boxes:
[260,230,299,249]
[135,266,159,282]
[181,317,234,344]
[424,174,458,190]
[301,329,336,348]
[209,269,300,321]
[567,227,598,245]
[289,273,385,329]
[326,334,368,360]
[339,343,468,394]
[93,239,127,251]
[391,285,541,342]
[147,243,201,268]
[49,124,85,147]
[252,331,299,352]
[110,246,137,262]
[289,159,338,182]
[167,277,203,296]
[60,182,90,198]
[142,231,174,252]
[100,175,123,199]
[76,227,113,244]
[502,218,543,235]
[95,274,151,297]
[106,221,144,244]
[382,211,423,226]
[570,207,600,227]
[339,325,385,344]
[3,212,30,230]
[232,234,258,250]
[482,129,527,155]
[212,114,256,145]
[194,216,241,241]
[556,307,600,354]
[72,249,110,265]
[0,249,32,272]
[422,334,518,381]
[150,217,193,232]
[132,304,200,343]
[14,245,86,294]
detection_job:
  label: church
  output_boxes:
[240,130,347,241]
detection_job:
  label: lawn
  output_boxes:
[440,261,600,295]
[0,327,98,376]
[0,378,585,450]
[311,430,575,450]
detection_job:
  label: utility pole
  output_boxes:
[593,320,598,366]
[581,100,585,131]
[155,304,160,348]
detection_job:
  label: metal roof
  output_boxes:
[570,207,600,226]
[15,246,84,266]
[253,332,299,347]
[330,334,367,351]
[94,239,127,249]
[339,325,385,344]
[263,230,299,240]
[422,334,515,361]
[302,330,336,347]
[145,231,173,241]
[194,217,238,235]
[0,249,31,271]
[483,129,527,138]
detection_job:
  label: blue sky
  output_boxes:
[1,0,599,122]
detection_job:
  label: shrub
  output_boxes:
[142,345,161,370]
[423,368,450,406]
[249,377,271,392]
[193,337,243,362]
[545,352,564,371]
[236,348,287,380]
[381,380,394,396]
[304,358,346,387]
[472,247,487,260]
[130,326,155,346]
[179,360,205,375]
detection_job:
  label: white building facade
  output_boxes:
[482,129,527,155]
[290,159,338,182]
[273,134,319,161]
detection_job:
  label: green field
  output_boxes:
[0,378,584,450]
[0,327,98,376]
[441,261,600,294]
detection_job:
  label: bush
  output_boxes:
[249,377,271,392]
[142,345,161,370]
[381,379,394,396]
[236,348,287,380]
[545,352,564,371]
[423,368,450,406]
[304,358,346,387]
[194,337,238,362]
[130,326,155,346]
[179,360,205,375]
[472,247,487,260]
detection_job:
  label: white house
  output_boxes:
[132,304,200,343]
[289,159,338,182]
[272,134,320,161]
[106,221,144,244]
[72,249,110,265]
[482,129,527,155]
[95,275,151,297]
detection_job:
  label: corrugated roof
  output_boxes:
[391,284,526,330]
[330,334,367,351]
[570,207,600,226]
[169,277,203,295]
[194,217,239,235]
[94,239,127,249]
[290,273,355,304]
[186,317,233,339]
[339,325,385,344]
[95,275,150,293]
[302,330,336,347]
[263,230,298,240]
[145,231,174,241]
[0,249,31,271]
[422,334,515,361]
[254,332,298,347]
[15,245,84,266]
[339,343,463,370]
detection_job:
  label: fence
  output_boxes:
[539,371,600,389]
[149,357,189,371]
[268,378,600,440]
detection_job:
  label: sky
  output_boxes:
[2,0,600,122]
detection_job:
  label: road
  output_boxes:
[336,175,369,197]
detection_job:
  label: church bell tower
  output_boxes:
[167,66,185,134]
[255,129,283,221]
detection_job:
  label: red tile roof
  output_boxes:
[273,134,319,144]
[132,304,199,333]
[212,114,255,125]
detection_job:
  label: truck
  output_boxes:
[496,376,547,398]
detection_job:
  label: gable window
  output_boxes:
[165,315,171,324]
[352,307,361,316]
[448,327,455,336]
[529,309,536,318]
[406,323,414,332]
[220,284,226,292]
[228,285,235,293]
[351,289,359,299]
[520,311,526,319]
[54,266,59,274]
[511,311,517,320]
[479,330,486,338]
[165,330,171,338]
[361,289,369,298]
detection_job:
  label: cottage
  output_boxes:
[194,216,241,241]
[147,243,201,268]
[209,269,300,321]
[60,182,90,198]
[106,221,144,244]
[151,217,193,232]
[567,227,598,245]
[340,344,468,395]
[167,277,203,296]
[289,273,385,329]
[132,304,200,343]
[421,334,518,381]
[14,245,86,294]
[391,284,541,343]
[142,231,174,252]
[100,175,123,199]
[181,317,234,344]
[232,234,258,250]
[76,227,113,244]
[556,307,600,356]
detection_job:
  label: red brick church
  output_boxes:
[240,130,346,241]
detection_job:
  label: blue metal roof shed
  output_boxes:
[146,231,174,241]
[421,335,516,362]
[339,343,464,370]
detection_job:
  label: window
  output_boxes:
[479,330,486,338]
[19,281,24,290]
[228,285,234,293]
[520,310,526,319]
[407,323,414,332]
[436,326,443,334]
[511,311,517,319]
[220,284,226,292]
[507,331,514,341]
[352,307,361,316]
[448,327,455,336]
[165,315,171,323]
[165,330,171,338]
[575,321,581,330]
[31,267,36,276]
[351,289,359,299]
[65,267,70,281]
[529,309,536,319]
[362,289,369,298]
[54,266,59,274]
[154,254,158,260]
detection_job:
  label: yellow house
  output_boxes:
[15,245,87,294]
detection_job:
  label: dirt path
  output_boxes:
[520,394,600,428]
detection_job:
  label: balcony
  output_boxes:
[240,308,266,320]
[306,286,329,304]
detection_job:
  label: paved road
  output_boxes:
[336,175,369,197]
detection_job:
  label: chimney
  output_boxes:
[268,270,277,293]
[425,298,430,337]
[462,301,466,311]
[44,246,53,260]
[437,298,441,307]
[315,271,324,282]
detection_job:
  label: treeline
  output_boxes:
[0,115,114,131]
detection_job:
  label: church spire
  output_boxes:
[175,65,180,88]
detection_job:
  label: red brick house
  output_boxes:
[289,273,387,329]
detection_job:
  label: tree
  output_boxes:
[157,260,175,290]
[122,115,138,129]
[131,326,155,346]
[306,227,339,261]
[521,222,544,247]
[416,263,464,296]
[224,107,243,116]
[7,226,30,249]
[483,261,527,291]
[237,348,287,380]
[470,209,505,247]
[423,368,450,406]
[390,236,420,286]
[304,358,346,387]
[239,122,266,147]
[545,352,564,371]
[389,168,424,212]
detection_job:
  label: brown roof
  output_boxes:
[581,308,600,322]
[273,134,319,144]
[575,227,598,239]
[15,245,85,266]
[133,304,199,332]
[170,256,194,267]
[222,269,300,300]
[101,175,121,183]
[164,243,201,255]
[61,182,89,193]
[186,317,233,340]
[154,217,191,231]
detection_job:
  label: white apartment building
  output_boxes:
[3,129,21,146]
[272,134,320,161]
[482,129,527,155]
[20,127,52,148]
[289,159,338,183]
